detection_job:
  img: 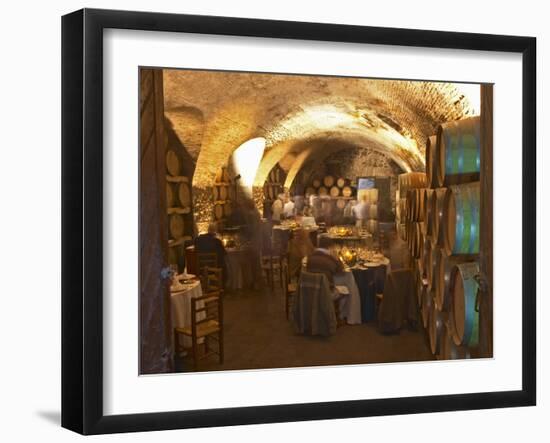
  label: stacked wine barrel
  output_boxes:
[263,164,286,214]
[402,116,482,359]
[362,188,379,234]
[213,166,233,221]
[166,149,193,271]
[307,175,355,208]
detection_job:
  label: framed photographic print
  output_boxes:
[61,8,536,435]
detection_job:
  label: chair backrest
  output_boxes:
[197,252,218,272]
[201,266,223,294]
[190,291,223,334]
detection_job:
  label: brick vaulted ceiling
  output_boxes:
[163,69,479,190]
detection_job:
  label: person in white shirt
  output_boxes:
[352,195,370,227]
[283,196,295,218]
[271,194,284,223]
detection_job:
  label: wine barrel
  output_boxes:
[435,253,474,312]
[398,172,427,198]
[440,320,471,360]
[408,222,424,258]
[425,135,438,188]
[366,220,378,234]
[166,183,175,208]
[422,287,434,329]
[312,178,322,188]
[215,167,230,183]
[213,203,224,220]
[169,214,185,239]
[407,188,427,222]
[342,186,353,197]
[305,186,316,197]
[318,186,328,196]
[166,150,180,176]
[336,198,347,210]
[422,189,434,236]
[436,116,480,187]
[323,175,335,187]
[427,245,440,291]
[336,177,348,188]
[451,261,480,347]
[329,186,340,197]
[429,302,444,355]
[420,237,431,280]
[430,188,447,247]
[178,182,191,208]
[267,186,275,200]
[443,182,480,255]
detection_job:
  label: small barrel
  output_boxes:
[305,186,316,197]
[178,182,191,207]
[435,116,480,187]
[398,172,427,198]
[430,188,447,247]
[312,178,322,188]
[329,186,340,197]
[450,261,480,347]
[323,175,335,187]
[213,203,225,220]
[336,198,347,210]
[342,186,353,197]
[166,183,175,208]
[429,302,444,355]
[166,150,180,176]
[169,214,185,239]
[425,135,438,188]
[443,182,480,255]
[336,177,348,188]
[318,186,328,196]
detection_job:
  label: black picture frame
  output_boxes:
[61,8,536,435]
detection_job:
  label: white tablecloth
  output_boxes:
[334,271,363,325]
[170,279,204,348]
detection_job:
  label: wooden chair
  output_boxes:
[196,252,218,275]
[261,254,285,290]
[174,290,224,371]
[201,266,224,297]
